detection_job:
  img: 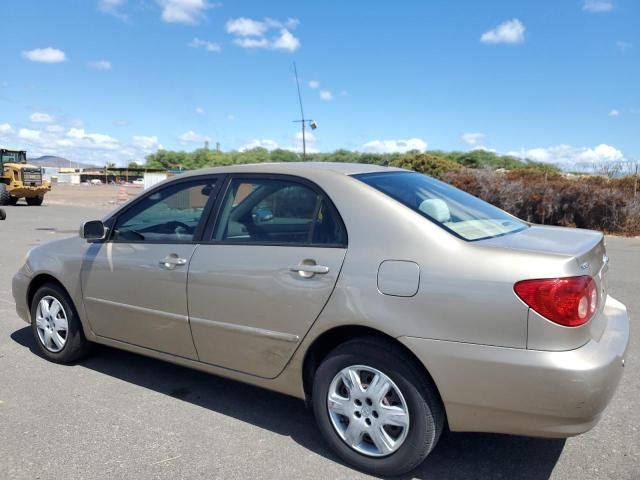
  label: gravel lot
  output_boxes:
[0,201,637,480]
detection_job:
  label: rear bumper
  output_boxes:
[399,295,629,438]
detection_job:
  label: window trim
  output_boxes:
[201,173,348,248]
[104,174,226,245]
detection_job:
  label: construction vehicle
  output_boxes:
[0,149,51,206]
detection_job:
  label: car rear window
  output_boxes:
[355,171,527,241]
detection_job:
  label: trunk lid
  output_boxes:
[479,225,610,350]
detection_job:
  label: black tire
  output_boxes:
[26,195,44,206]
[0,183,10,206]
[8,196,18,205]
[30,283,92,363]
[312,337,445,477]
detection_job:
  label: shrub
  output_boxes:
[391,153,462,179]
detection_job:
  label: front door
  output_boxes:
[81,177,219,359]
[188,175,348,378]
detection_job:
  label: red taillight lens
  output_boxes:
[514,276,598,327]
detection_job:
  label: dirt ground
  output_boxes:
[43,184,143,208]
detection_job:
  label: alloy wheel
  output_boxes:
[327,365,410,457]
[35,296,69,353]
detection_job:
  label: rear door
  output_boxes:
[188,174,348,378]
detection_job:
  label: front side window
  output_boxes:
[112,178,216,242]
[356,171,527,241]
[213,177,346,246]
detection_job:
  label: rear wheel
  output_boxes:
[0,184,10,206]
[26,195,44,206]
[312,337,444,476]
[30,283,92,363]
[7,196,18,205]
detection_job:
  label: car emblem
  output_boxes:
[579,262,590,271]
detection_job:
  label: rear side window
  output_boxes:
[356,171,527,241]
[213,177,347,246]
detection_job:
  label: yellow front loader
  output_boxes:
[0,149,51,206]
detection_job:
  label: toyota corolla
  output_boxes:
[12,162,629,476]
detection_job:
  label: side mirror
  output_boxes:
[0,208,5,221]
[80,220,107,241]
[253,207,274,224]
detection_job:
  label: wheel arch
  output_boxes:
[27,273,71,312]
[301,325,445,410]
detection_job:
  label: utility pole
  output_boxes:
[292,62,317,161]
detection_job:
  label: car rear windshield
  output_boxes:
[355,171,528,241]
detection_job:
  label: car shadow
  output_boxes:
[11,326,565,479]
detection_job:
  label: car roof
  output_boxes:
[180,162,406,178]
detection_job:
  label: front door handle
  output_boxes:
[159,254,187,270]
[289,263,330,278]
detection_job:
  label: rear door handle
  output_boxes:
[159,255,187,270]
[289,264,330,278]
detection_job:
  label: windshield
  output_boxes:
[356,171,528,241]
[1,151,26,163]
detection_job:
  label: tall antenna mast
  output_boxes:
[292,62,317,161]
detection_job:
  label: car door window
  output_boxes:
[113,179,216,243]
[213,177,346,246]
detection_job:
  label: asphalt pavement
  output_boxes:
[0,203,637,479]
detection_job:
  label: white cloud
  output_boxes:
[461,132,484,146]
[271,29,300,52]
[0,123,14,135]
[510,144,624,165]
[158,0,218,24]
[30,112,55,123]
[179,130,210,144]
[616,41,632,51]
[481,19,525,44]
[362,138,427,153]
[132,135,160,150]
[226,17,269,36]
[319,90,333,101]
[226,17,301,52]
[234,37,270,49]
[99,0,127,20]
[22,47,67,63]
[227,114,236,121]
[308,80,320,89]
[0,118,160,165]
[189,38,221,52]
[88,60,112,70]
[289,131,318,153]
[583,0,613,12]
[195,106,205,115]
[239,139,279,151]
[18,128,43,142]
[608,109,619,117]
[66,128,120,150]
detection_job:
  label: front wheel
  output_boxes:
[30,283,92,363]
[312,337,444,476]
[26,195,44,206]
[0,183,10,206]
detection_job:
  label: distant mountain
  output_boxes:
[27,155,101,169]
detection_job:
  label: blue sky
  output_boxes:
[0,0,638,166]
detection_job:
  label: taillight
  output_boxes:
[514,276,598,327]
